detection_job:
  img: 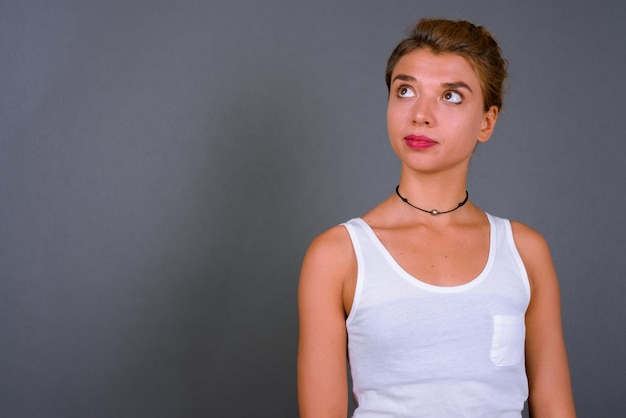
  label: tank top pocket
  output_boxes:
[490,314,525,366]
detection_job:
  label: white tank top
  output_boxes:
[343,213,530,417]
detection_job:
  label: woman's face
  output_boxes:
[387,48,498,176]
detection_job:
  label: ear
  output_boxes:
[477,106,499,143]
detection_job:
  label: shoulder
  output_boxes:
[510,220,550,256]
[303,223,354,269]
[299,223,356,304]
[509,220,555,293]
[511,221,550,258]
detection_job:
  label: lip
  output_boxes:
[404,134,438,150]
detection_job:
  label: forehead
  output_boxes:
[392,49,481,87]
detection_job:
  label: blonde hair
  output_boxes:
[385,19,507,111]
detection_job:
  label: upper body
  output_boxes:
[342,213,528,417]
[297,19,575,418]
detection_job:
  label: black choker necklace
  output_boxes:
[395,185,469,216]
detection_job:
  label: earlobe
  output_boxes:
[478,106,499,143]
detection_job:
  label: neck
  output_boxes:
[397,169,468,211]
[396,185,468,216]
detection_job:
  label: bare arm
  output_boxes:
[297,226,356,418]
[512,222,576,417]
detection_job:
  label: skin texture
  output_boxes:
[297,49,575,417]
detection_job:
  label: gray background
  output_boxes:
[2,1,625,417]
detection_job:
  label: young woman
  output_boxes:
[297,19,575,417]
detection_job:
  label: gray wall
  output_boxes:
[2,1,625,416]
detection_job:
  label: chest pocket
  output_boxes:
[490,314,525,366]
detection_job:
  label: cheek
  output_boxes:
[386,109,395,134]
[453,111,484,133]
[386,104,404,132]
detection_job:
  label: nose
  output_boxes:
[412,98,434,126]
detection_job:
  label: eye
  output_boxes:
[442,90,463,103]
[397,86,416,98]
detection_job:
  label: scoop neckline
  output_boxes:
[353,213,496,293]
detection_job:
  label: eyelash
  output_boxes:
[396,85,414,98]
[395,85,464,104]
[442,90,463,104]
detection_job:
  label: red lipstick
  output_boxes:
[405,134,437,150]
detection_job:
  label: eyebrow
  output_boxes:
[392,74,473,93]
[392,74,417,83]
[442,81,473,93]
